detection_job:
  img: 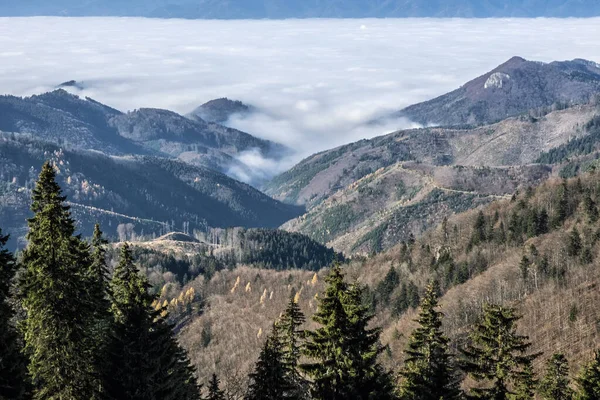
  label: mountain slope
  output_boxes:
[175,171,600,395]
[3,0,600,18]
[0,134,303,248]
[267,103,600,254]
[396,57,600,127]
[0,90,285,182]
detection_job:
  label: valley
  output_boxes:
[3,38,600,399]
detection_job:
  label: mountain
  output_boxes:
[266,103,600,254]
[3,0,600,18]
[0,133,303,249]
[174,171,600,395]
[104,226,342,298]
[0,90,286,183]
[395,57,600,127]
[188,98,253,125]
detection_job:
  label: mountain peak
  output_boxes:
[189,97,252,124]
[398,57,600,126]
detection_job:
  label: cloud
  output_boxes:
[1,17,600,179]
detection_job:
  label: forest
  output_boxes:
[2,161,600,400]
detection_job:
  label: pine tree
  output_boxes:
[301,265,396,400]
[207,374,226,400]
[19,162,100,399]
[104,243,200,400]
[539,353,573,400]
[0,228,29,399]
[461,304,539,400]
[398,282,461,400]
[279,294,309,399]
[246,323,295,400]
[575,350,600,400]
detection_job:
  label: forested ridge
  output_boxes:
[4,161,600,399]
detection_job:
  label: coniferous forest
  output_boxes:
[2,161,600,399]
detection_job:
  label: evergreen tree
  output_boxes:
[513,361,537,400]
[583,196,599,223]
[104,243,199,400]
[539,354,573,400]
[279,294,309,398]
[461,304,539,400]
[398,282,461,400]
[19,162,99,399]
[376,266,400,304]
[538,208,550,235]
[0,228,29,399]
[567,228,582,257]
[519,256,530,289]
[576,350,600,400]
[554,180,569,227]
[526,208,539,238]
[301,265,396,400]
[88,224,112,395]
[472,211,487,245]
[207,374,226,400]
[246,323,295,400]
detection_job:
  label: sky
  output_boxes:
[1,17,600,180]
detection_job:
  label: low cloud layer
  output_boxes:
[1,17,600,178]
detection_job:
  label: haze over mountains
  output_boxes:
[0,89,286,184]
[3,55,600,254]
[3,0,600,18]
[0,89,300,247]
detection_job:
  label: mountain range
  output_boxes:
[0,90,300,248]
[266,57,600,254]
[3,0,600,18]
[5,50,600,397]
[0,89,285,183]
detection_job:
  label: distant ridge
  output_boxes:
[395,57,600,127]
[2,0,600,18]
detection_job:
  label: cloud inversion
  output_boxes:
[1,17,599,177]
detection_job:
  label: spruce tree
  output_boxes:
[19,162,99,399]
[88,224,112,394]
[461,304,539,400]
[279,294,309,399]
[104,243,200,400]
[539,353,573,400]
[0,228,29,399]
[376,266,400,304]
[513,361,537,400]
[301,265,396,400]
[246,323,295,400]
[207,374,226,400]
[575,350,600,400]
[398,282,461,400]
